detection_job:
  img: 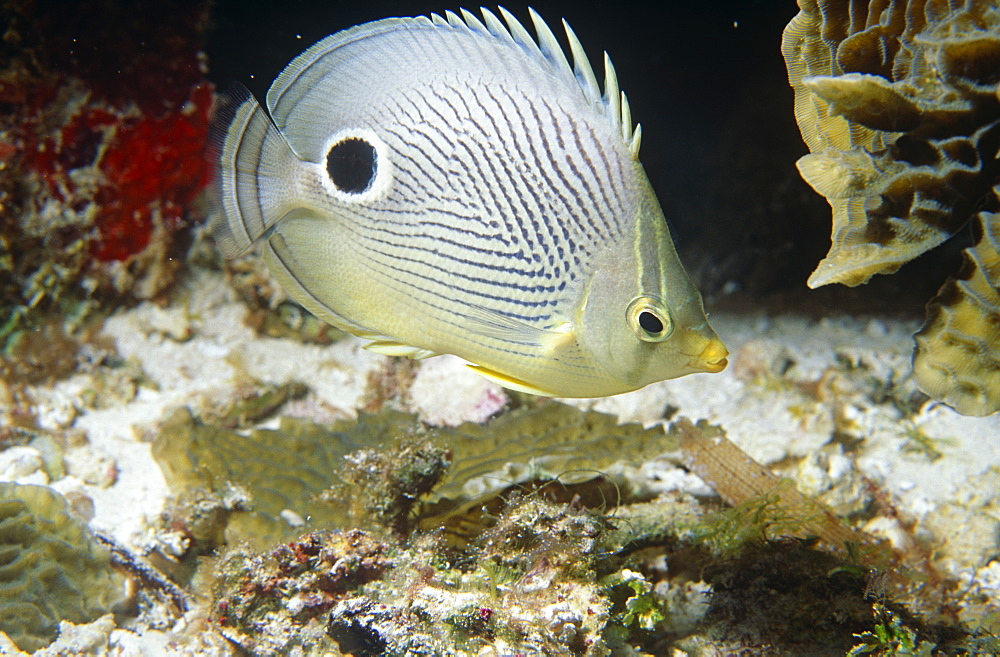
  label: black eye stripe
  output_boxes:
[327,137,377,194]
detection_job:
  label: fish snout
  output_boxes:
[686,336,729,374]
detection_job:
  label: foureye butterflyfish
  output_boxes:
[210,6,728,397]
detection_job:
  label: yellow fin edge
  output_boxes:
[465,364,556,397]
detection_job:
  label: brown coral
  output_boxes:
[913,190,1000,414]
[0,483,125,652]
[782,0,1000,414]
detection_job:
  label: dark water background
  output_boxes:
[205,0,964,318]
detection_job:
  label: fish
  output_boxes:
[210,6,728,398]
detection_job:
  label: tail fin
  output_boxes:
[208,82,300,258]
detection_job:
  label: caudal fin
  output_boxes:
[208,82,300,258]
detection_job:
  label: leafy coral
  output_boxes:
[782,0,1000,415]
[152,400,680,549]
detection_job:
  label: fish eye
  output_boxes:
[326,137,377,193]
[626,296,674,342]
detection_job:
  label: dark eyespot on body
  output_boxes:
[638,311,663,335]
[327,137,377,193]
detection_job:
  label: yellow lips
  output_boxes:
[689,337,729,373]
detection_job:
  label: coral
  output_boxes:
[152,406,426,549]
[913,193,1000,414]
[152,400,681,549]
[0,483,125,652]
[420,400,680,540]
[782,0,1000,414]
[183,401,1000,654]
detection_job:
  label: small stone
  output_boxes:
[865,319,888,337]
[862,516,916,552]
[280,509,306,527]
[730,338,793,382]
[63,445,118,488]
[50,476,96,521]
[134,302,193,342]
[34,396,78,431]
[0,447,47,485]
[407,355,507,427]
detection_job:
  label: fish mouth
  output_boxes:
[687,337,729,373]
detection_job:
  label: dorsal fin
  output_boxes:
[266,6,642,159]
[497,6,641,156]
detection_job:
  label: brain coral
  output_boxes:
[0,483,125,652]
[782,0,1000,415]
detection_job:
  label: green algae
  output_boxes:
[0,483,125,653]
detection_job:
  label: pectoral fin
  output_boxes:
[463,303,576,358]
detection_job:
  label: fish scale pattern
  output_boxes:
[782,0,1000,415]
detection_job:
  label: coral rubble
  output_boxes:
[210,497,618,656]
[782,0,1000,414]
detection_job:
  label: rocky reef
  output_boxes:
[0,0,214,358]
[2,1,1000,654]
[782,0,1000,415]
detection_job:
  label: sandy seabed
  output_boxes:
[2,266,999,655]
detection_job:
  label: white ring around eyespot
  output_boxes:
[317,127,393,204]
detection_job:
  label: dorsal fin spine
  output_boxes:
[528,8,573,78]
[494,7,640,156]
[563,20,600,104]
[480,7,512,41]
[445,10,465,29]
[497,7,539,57]
[460,8,489,33]
[603,53,621,132]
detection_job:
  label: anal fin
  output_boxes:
[465,364,555,396]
